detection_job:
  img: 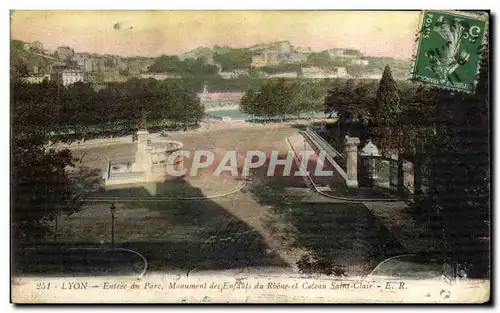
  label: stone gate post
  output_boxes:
[345,136,360,188]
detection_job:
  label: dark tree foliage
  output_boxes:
[419,45,490,278]
[260,64,304,75]
[240,79,327,120]
[11,133,79,240]
[306,51,332,68]
[343,48,363,56]
[323,56,490,278]
[10,57,29,80]
[11,80,81,240]
[11,77,206,142]
[323,79,377,149]
[374,65,401,124]
[213,49,253,71]
[147,55,219,76]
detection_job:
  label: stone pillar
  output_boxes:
[345,136,360,188]
[389,153,399,189]
[403,160,414,195]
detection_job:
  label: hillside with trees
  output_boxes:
[11,39,54,74]
[147,55,218,77]
[213,48,253,71]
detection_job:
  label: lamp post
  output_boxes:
[303,138,307,164]
[54,207,59,242]
[109,202,116,249]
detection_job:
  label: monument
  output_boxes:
[104,128,184,187]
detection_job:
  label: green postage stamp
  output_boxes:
[412,10,488,93]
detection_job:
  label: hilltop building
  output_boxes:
[103,68,127,83]
[50,67,84,86]
[302,66,348,79]
[72,53,94,72]
[327,48,361,59]
[49,61,69,72]
[219,69,248,79]
[251,52,280,67]
[23,41,44,52]
[128,58,155,74]
[265,72,298,78]
[251,54,268,67]
[351,59,370,66]
[56,46,75,61]
[295,47,313,54]
[288,52,308,64]
[359,73,383,80]
[31,41,43,51]
[327,48,346,58]
[276,41,292,54]
[23,74,51,84]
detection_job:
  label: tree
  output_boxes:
[11,134,81,240]
[367,65,405,162]
[373,65,401,124]
[164,81,204,127]
[11,80,83,241]
[148,55,218,77]
[323,79,376,149]
[307,51,332,68]
[10,58,29,81]
[404,35,490,278]
[213,48,253,71]
[343,48,363,56]
[290,80,326,117]
[240,79,301,121]
[345,64,365,78]
[324,79,358,121]
[432,44,490,278]
[240,88,258,117]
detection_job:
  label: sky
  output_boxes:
[10,10,422,59]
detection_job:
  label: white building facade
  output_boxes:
[51,68,84,86]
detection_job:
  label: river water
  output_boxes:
[206,108,330,121]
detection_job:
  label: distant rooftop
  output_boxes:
[328,48,345,52]
[52,66,82,73]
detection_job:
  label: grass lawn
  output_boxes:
[25,189,288,275]
[249,176,407,276]
[363,201,445,254]
[13,245,147,277]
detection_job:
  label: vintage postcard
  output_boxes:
[10,10,490,304]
